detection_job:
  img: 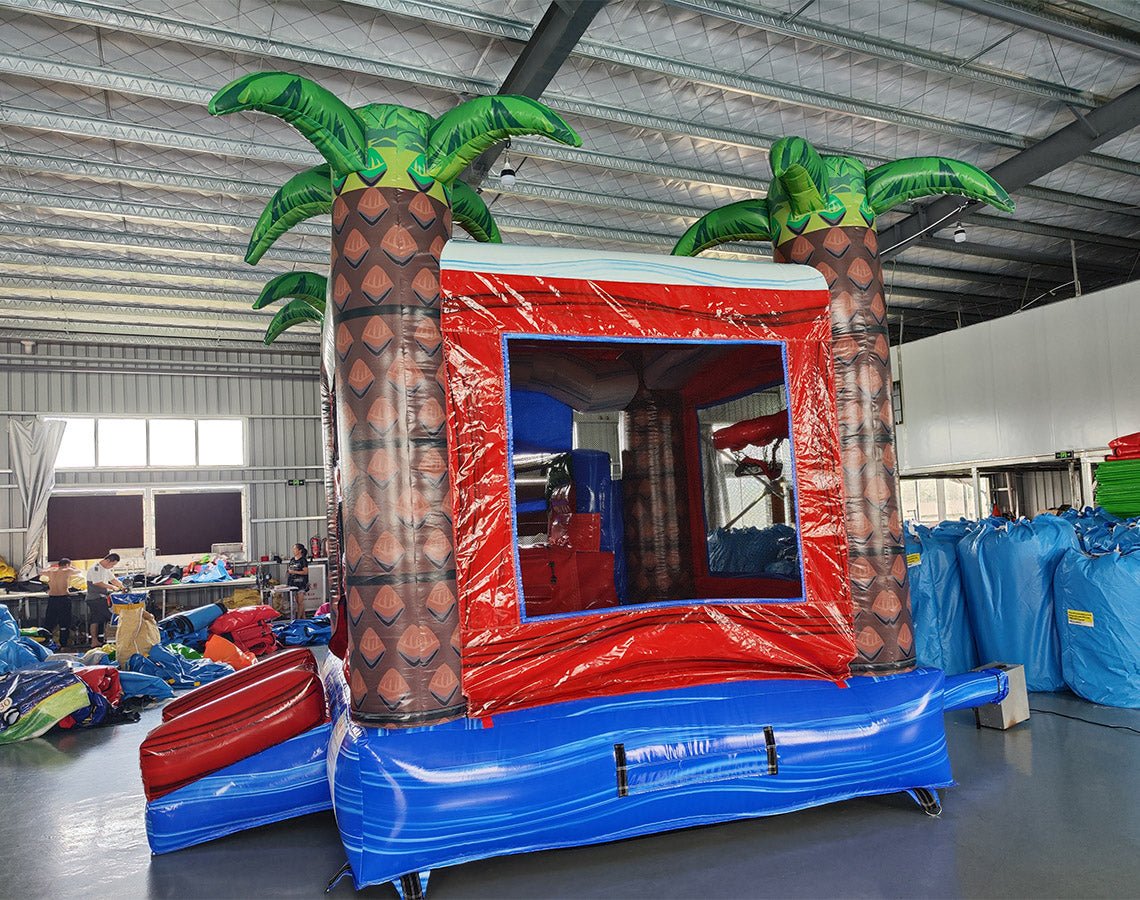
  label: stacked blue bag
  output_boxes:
[956,515,1077,692]
[157,602,225,652]
[904,525,978,675]
[1052,551,1140,709]
[273,616,332,647]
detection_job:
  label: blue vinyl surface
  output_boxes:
[323,660,961,890]
[145,722,332,854]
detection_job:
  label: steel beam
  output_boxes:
[942,0,1140,63]
[880,81,1140,257]
[3,4,1140,180]
[346,0,1105,109]
[665,0,1102,108]
[1,175,1070,291]
[463,0,607,187]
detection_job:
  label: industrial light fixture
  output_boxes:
[499,140,516,187]
[953,222,967,243]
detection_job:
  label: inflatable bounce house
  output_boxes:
[139,73,1016,895]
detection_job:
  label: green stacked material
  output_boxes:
[1095,459,1140,516]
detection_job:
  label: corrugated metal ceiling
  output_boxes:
[1,0,1139,349]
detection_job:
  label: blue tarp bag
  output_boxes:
[956,515,1076,692]
[183,560,231,584]
[905,525,978,676]
[273,616,332,647]
[125,644,233,689]
[1052,550,1140,708]
[0,603,41,674]
[117,670,176,701]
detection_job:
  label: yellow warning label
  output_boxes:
[1067,609,1095,628]
[906,552,921,567]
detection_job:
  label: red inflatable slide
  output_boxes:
[161,647,316,722]
[141,649,327,801]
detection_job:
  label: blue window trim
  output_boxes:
[501,333,808,626]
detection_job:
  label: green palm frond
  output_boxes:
[209,73,367,177]
[769,137,830,215]
[425,95,580,185]
[450,181,501,243]
[254,271,328,312]
[671,198,772,257]
[247,165,333,264]
[866,157,1014,216]
[264,298,323,345]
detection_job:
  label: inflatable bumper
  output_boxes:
[145,722,332,854]
[324,661,999,891]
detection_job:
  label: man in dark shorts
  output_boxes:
[43,557,81,646]
[86,553,123,647]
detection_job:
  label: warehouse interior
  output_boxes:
[1,1,1138,897]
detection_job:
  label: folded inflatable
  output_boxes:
[161,647,317,722]
[272,616,332,647]
[1053,550,1140,708]
[209,606,278,657]
[956,516,1075,691]
[0,669,89,744]
[126,644,233,690]
[140,664,327,800]
[905,525,977,676]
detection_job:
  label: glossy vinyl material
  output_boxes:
[942,668,1009,711]
[161,647,316,721]
[324,657,958,891]
[139,663,327,800]
[440,244,852,717]
[145,722,332,854]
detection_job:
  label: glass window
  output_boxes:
[97,418,147,467]
[197,419,244,466]
[48,417,95,469]
[148,419,197,467]
[916,479,939,523]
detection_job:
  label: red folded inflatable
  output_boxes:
[209,605,280,657]
[161,647,316,722]
[140,664,327,801]
[712,411,788,452]
[1108,432,1140,458]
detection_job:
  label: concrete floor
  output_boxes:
[1,692,1136,899]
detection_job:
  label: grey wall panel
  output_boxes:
[894,280,1139,471]
[0,340,325,568]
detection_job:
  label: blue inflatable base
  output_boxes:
[323,662,1007,891]
[145,722,332,854]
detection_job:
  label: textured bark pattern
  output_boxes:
[776,226,914,671]
[331,184,463,724]
[621,388,694,603]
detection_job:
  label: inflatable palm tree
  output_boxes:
[211,72,580,725]
[674,137,1013,673]
[253,196,503,644]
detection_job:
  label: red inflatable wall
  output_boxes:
[441,251,854,717]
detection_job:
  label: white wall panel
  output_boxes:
[895,280,1140,472]
[0,340,325,568]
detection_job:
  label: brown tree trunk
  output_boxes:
[331,182,463,725]
[622,387,693,603]
[776,226,915,672]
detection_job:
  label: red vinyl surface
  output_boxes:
[442,267,855,717]
[140,663,327,800]
[160,647,316,722]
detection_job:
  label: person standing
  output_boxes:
[286,543,310,619]
[86,552,123,648]
[42,557,81,647]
